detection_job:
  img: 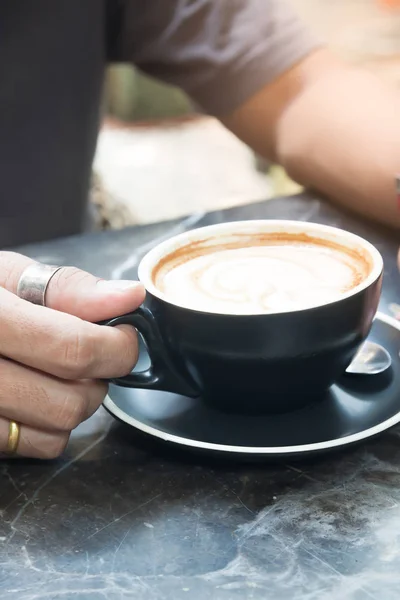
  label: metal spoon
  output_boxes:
[345,341,392,375]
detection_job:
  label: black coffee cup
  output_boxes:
[102,220,383,413]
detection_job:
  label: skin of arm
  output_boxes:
[220,48,400,229]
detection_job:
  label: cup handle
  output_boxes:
[99,306,198,397]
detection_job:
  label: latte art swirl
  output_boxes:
[153,240,369,315]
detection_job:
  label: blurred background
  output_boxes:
[92,0,400,230]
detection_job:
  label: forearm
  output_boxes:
[222,48,400,229]
[276,66,400,228]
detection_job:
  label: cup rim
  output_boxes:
[138,220,383,316]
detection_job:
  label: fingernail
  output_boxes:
[96,279,143,292]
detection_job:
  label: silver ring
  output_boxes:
[16,263,63,306]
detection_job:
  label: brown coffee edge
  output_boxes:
[151,232,374,294]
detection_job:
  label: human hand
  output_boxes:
[0,252,145,459]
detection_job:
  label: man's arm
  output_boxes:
[221,48,400,228]
[120,0,400,227]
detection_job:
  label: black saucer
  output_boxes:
[104,312,400,460]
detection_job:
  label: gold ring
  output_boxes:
[6,421,20,454]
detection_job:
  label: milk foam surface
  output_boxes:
[156,243,365,314]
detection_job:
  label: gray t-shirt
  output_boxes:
[1,0,319,248]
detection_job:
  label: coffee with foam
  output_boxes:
[151,233,371,315]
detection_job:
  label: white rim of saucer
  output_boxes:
[103,311,400,455]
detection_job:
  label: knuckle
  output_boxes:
[62,328,96,379]
[0,252,32,293]
[52,266,91,289]
[131,333,139,366]
[56,388,87,430]
[92,379,108,407]
[41,434,70,460]
[115,326,139,376]
[24,432,70,460]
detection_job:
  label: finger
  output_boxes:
[0,417,70,459]
[0,251,145,321]
[0,358,107,431]
[0,288,139,380]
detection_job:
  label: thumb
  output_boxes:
[0,251,145,322]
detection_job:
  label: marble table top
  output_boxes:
[1,194,400,600]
